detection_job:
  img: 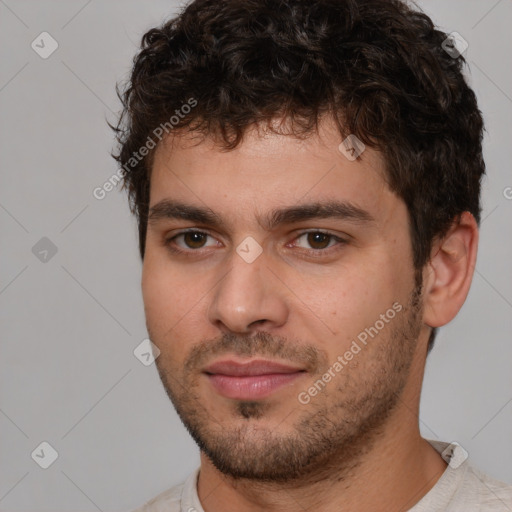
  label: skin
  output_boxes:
[141,116,479,512]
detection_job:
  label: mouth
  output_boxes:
[203,358,307,400]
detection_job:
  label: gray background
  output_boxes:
[0,1,511,510]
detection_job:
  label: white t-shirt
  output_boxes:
[132,440,512,511]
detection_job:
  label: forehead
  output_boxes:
[149,119,399,227]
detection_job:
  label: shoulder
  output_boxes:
[130,468,201,512]
[131,483,184,512]
[461,463,512,510]
[412,440,512,511]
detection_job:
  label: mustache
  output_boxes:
[183,331,327,374]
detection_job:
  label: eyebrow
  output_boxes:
[147,199,375,230]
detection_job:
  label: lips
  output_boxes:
[204,359,304,376]
[203,359,306,400]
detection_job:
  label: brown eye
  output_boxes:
[306,232,332,249]
[182,231,208,249]
[291,230,347,254]
[165,230,218,253]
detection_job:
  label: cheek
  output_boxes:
[142,257,186,326]
[142,262,195,367]
[142,253,216,353]
[317,254,410,341]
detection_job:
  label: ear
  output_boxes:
[422,211,479,328]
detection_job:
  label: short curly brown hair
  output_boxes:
[111,0,485,353]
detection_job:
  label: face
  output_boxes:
[142,118,425,483]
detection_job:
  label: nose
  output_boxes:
[207,245,289,334]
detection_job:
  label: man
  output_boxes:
[111,0,512,510]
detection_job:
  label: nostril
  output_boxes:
[249,319,267,328]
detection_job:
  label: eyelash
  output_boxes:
[163,229,347,256]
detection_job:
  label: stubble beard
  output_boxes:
[153,285,423,484]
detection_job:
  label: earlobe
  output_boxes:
[422,212,479,328]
